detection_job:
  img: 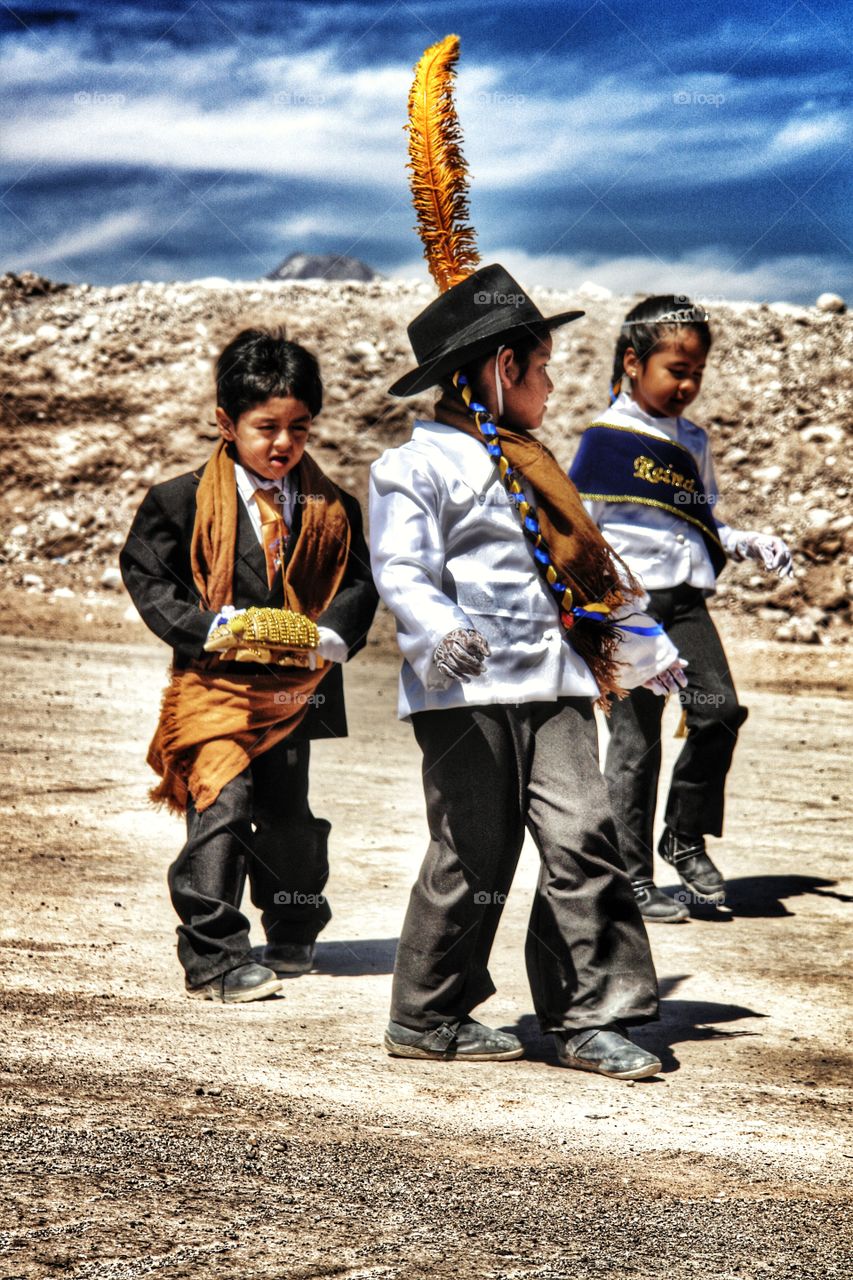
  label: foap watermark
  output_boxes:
[274,691,326,707]
[673,291,728,311]
[477,90,526,107]
[474,290,526,308]
[672,888,726,906]
[274,90,326,108]
[474,890,508,905]
[674,489,719,505]
[273,891,327,906]
[74,90,126,108]
[679,690,726,708]
[672,90,725,108]
[265,491,325,512]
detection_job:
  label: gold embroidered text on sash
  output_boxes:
[633,455,697,494]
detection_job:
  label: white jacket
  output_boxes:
[369,420,679,718]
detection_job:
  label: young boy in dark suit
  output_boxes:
[121,328,377,1002]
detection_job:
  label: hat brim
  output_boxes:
[387,308,585,398]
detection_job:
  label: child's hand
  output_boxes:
[643,659,688,697]
[205,606,245,647]
[733,532,793,578]
[433,628,491,683]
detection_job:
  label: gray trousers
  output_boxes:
[390,698,659,1033]
[167,739,332,986]
[604,584,748,883]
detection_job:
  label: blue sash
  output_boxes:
[569,421,727,577]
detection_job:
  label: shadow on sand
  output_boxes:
[252,937,398,977]
[507,973,765,1076]
[660,872,851,922]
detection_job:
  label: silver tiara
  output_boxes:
[622,306,710,326]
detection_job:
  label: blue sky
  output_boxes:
[1,0,851,302]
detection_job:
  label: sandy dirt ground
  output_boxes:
[1,619,851,1280]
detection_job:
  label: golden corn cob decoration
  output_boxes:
[206,607,320,653]
[229,607,320,649]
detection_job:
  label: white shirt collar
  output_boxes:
[609,391,682,440]
[234,461,292,503]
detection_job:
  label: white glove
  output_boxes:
[433,628,491,683]
[732,532,793,578]
[643,659,689,697]
[316,627,349,664]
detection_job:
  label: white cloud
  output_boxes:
[7,210,151,271]
[390,246,848,306]
[2,38,839,195]
[2,93,404,184]
[770,111,849,156]
[2,20,848,301]
[270,208,400,239]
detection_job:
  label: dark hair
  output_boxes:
[215,328,323,421]
[610,295,712,401]
[443,324,552,399]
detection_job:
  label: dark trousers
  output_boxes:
[391,698,659,1034]
[604,583,748,883]
[167,739,332,986]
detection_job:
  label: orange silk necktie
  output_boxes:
[253,486,289,588]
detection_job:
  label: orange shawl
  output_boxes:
[147,442,351,814]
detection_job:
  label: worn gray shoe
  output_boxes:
[555,1025,661,1080]
[263,943,316,975]
[632,877,690,923]
[659,827,725,903]
[186,962,282,1004]
[384,1018,524,1061]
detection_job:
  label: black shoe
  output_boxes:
[554,1024,661,1080]
[384,1018,524,1061]
[187,962,283,1003]
[632,877,690,923]
[263,943,315,975]
[658,827,725,903]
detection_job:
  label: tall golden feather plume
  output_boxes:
[406,34,480,293]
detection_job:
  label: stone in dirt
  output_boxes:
[815,292,846,314]
[803,563,849,611]
[775,615,822,643]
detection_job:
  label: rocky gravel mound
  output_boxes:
[1,270,850,645]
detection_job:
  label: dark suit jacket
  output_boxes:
[120,460,378,742]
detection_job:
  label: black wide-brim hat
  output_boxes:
[389,262,584,397]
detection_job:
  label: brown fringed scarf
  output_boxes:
[147,441,351,814]
[433,392,641,703]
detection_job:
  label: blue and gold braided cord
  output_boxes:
[452,369,616,632]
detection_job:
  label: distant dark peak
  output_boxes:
[266,253,380,283]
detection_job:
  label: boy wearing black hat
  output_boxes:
[370,264,688,1079]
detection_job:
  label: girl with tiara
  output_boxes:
[369,38,687,1080]
[570,296,793,923]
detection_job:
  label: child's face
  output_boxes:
[215,395,312,481]
[500,337,554,432]
[624,329,708,418]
